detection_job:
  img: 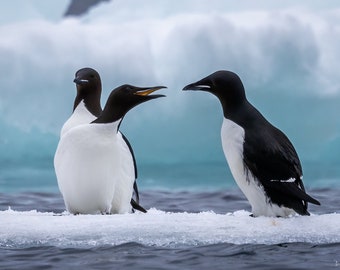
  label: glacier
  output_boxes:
[0,1,340,191]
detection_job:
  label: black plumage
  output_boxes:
[183,70,320,216]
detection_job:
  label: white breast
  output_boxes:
[221,118,294,217]
[54,121,135,214]
[60,101,96,137]
[111,132,136,213]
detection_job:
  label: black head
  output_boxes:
[93,84,166,124]
[183,70,247,115]
[73,67,102,116]
[74,67,101,90]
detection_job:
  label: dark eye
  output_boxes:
[90,75,95,78]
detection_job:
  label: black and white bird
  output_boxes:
[183,70,320,217]
[55,83,165,214]
[60,68,102,137]
[55,67,159,213]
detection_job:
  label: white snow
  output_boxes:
[1,208,339,248]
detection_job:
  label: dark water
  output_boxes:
[2,242,340,270]
[1,189,339,270]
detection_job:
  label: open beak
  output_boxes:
[134,86,167,98]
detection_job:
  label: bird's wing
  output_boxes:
[243,126,320,212]
[243,125,302,183]
[130,198,147,213]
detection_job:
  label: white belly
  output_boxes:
[60,101,96,137]
[111,132,136,213]
[54,122,134,214]
[221,118,294,217]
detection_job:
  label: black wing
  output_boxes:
[242,115,320,215]
[131,198,147,213]
[121,132,147,213]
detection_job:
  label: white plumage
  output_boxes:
[60,101,96,137]
[58,100,135,212]
[54,81,165,215]
[55,120,134,214]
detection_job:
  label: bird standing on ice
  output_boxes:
[55,77,165,214]
[183,70,320,217]
[61,68,145,212]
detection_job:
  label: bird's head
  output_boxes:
[183,70,246,109]
[94,84,166,124]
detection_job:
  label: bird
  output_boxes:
[183,70,320,217]
[60,68,145,212]
[56,67,153,213]
[55,84,165,214]
[60,68,102,137]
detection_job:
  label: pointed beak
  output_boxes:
[182,83,211,91]
[134,86,167,99]
[73,78,89,85]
